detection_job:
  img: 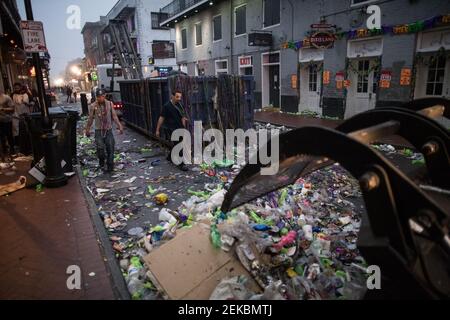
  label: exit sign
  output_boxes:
[239,56,252,67]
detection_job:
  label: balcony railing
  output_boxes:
[160,0,206,19]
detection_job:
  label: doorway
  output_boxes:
[345,58,379,118]
[262,52,280,108]
[299,64,322,114]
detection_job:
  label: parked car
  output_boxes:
[105,91,123,118]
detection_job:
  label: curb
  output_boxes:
[75,164,131,300]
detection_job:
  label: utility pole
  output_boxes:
[24,0,67,187]
[24,0,48,123]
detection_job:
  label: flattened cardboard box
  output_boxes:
[143,223,261,300]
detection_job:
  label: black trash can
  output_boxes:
[66,110,80,164]
[25,107,78,173]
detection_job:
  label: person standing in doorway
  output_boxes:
[155,90,189,171]
[0,90,15,161]
[85,88,123,173]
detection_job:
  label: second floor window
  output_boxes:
[181,28,187,49]
[195,23,202,46]
[264,0,280,27]
[235,5,246,36]
[91,36,98,47]
[151,12,169,29]
[213,15,222,41]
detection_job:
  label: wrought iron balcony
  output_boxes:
[159,0,221,27]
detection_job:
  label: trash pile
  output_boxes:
[373,144,425,165]
[76,117,422,300]
[202,163,369,300]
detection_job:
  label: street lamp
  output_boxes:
[54,78,64,87]
[70,65,82,76]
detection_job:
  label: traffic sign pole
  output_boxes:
[24,0,67,188]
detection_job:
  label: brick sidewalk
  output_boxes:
[255,111,412,147]
[0,159,116,299]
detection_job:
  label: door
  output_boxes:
[299,64,322,114]
[424,55,450,98]
[269,65,280,108]
[345,58,378,119]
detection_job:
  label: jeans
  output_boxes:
[0,121,14,156]
[164,127,187,164]
[95,129,115,169]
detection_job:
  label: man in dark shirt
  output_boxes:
[156,90,189,171]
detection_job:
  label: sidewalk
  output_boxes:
[255,110,412,148]
[0,103,116,299]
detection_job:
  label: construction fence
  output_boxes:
[119,75,255,142]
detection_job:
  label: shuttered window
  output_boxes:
[213,15,222,41]
[264,0,280,27]
[235,5,246,36]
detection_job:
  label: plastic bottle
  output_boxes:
[210,224,222,249]
[159,208,177,224]
[302,225,313,241]
[127,257,144,300]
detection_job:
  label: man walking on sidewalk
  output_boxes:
[85,88,123,173]
[155,90,189,171]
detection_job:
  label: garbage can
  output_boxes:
[66,110,80,164]
[80,93,89,116]
[25,107,77,173]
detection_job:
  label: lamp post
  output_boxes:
[24,0,67,188]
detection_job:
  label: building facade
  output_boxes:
[101,0,177,78]
[81,18,108,71]
[160,0,450,118]
[0,0,28,94]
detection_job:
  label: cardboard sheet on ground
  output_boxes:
[0,176,27,196]
[143,223,261,300]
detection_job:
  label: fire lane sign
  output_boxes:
[20,20,48,53]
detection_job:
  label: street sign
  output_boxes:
[152,41,175,59]
[248,33,273,46]
[20,20,48,53]
[239,56,252,67]
[310,31,335,49]
[310,23,336,29]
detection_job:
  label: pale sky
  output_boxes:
[17,0,118,80]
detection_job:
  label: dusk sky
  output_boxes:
[17,0,118,80]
